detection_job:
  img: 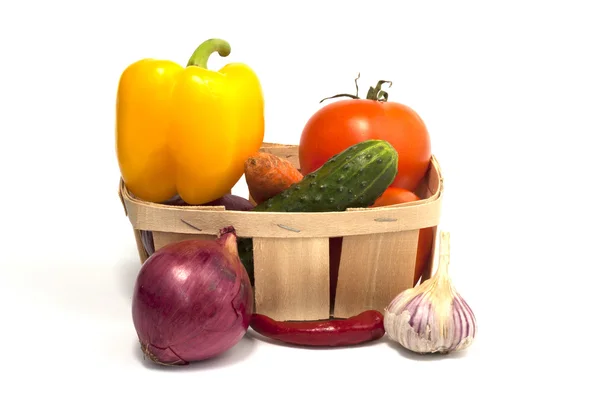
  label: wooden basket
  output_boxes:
[119,142,444,321]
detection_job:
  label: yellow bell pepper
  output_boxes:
[116,38,264,205]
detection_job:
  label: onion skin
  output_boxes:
[132,226,253,365]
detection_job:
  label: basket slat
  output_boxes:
[119,156,443,239]
[253,237,330,321]
[333,229,420,318]
[258,143,300,169]
[419,225,438,283]
[414,161,441,200]
[133,229,149,263]
[152,231,217,253]
[123,194,441,238]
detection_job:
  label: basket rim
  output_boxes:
[118,153,444,239]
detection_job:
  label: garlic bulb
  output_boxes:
[384,231,477,354]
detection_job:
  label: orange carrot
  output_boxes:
[244,152,304,204]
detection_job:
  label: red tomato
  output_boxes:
[299,84,431,191]
[371,187,420,208]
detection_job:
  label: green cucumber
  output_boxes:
[239,139,398,284]
[255,139,398,212]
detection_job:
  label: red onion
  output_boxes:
[132,226,253,365]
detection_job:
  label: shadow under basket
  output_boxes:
[118,142,444,321]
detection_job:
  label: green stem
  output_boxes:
[319,74,394,104]
[366,80,392,101]
[187,39,231,69]
[319,93,360,103]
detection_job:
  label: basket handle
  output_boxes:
[118,178,128,216]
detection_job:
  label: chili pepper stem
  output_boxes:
[320,74,393,103]
[187,38,232,69]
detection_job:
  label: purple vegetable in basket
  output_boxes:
[140,194,254,257]
[140,230,155,256]
[161,194,188,206]
[202,194,255,211]
[162,194,254,211]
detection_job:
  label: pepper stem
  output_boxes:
[187,39,231,69]
[319,73,394,103]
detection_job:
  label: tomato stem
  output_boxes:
[353,72,361,96]
[319,93,360,103]
[366,80,393,101]
[319,74,393,103]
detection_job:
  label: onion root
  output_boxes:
[140,341,188,366]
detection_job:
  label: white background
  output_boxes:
[0,0,598,398]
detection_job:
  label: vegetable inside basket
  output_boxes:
[119,142,443,321]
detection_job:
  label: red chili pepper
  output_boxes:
[250,310,385,347]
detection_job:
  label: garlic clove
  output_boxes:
[384,231,477,354]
